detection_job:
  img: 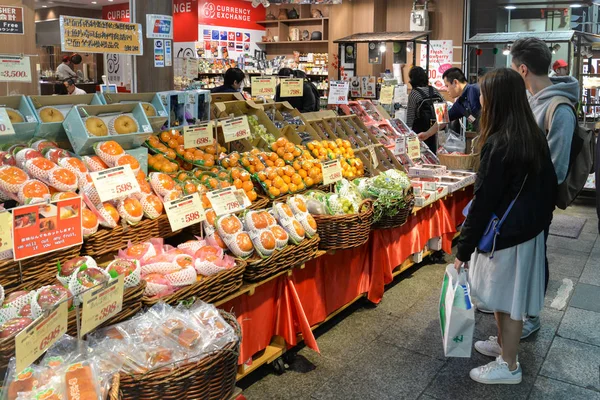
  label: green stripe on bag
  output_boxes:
[439,273,450,336]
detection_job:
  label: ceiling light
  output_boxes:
[502,44,511,55]
[570,4,583,8]
[91,1,97,3]
[505,5,517,10]
[379,43,386,53]
[42,5,47,7]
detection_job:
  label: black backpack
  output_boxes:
[413,87,444,133]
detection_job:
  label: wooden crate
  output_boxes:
[261,102,322,144]
[210,92,246,120]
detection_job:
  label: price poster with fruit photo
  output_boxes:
[12,197,83,261]
[420,40,453,91]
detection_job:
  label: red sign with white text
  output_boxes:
[198,0,265,31]
[102,3,130,22]
[12,197,83,261]
[173,0,199,42]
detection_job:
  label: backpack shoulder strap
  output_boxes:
[544,96,575,133]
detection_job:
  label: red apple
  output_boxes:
[107,259,136,278]
[37,285,72,310]
[43,148,70,164]
[18,304,31,318]
[77,268,108,288]
[60,256,94,278]
[0,151,15,166]
[3,291,30,307]
[0,318,33,338]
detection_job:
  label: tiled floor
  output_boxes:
[239,198,600,400]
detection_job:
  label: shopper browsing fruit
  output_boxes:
[211,67,245,93]
[454,68,556,385]
[64,79,86,95]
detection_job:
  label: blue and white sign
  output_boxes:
[146,14,173,39]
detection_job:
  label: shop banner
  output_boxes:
[173,0,199,42]
[102,3,130,22]
[0,55,30,82]
[328,80,349,105]
[420,40,453,91]
[198,0,265,31]
[0,108,15,135]
[60,16,143,55]
[12,197,83,261]
[154,39,165,67]
[350,77,361,98]
[0,6,24,35]
[251,76,276,97]
[147,14,173,39]
[280,78,304,97]
[361,76,376,98]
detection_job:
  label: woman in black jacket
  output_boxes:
[454,68,556,385]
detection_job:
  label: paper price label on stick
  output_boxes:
[15,302,68,372]
[407,136,421,160]
[207,187,249,216]
[251,76,276,97]
[322,159,343,185]
[0,108,15,136]
[280,78,304,97]
[184,123,214,148]
[165,193,206,231]
[90,165,140,203]
[328,81,349,105]
[368,145,379,169]
[379,85,395,105]
[80,275,124,337]
[0,212,12,254]
[394,137,406,156]
[221,116,251,143]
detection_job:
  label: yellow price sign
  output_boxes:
[280,78,304,97]
[407,136,421,160]
[379,85,395,105]
[0,212,12,254]
[322,159,343,185]
[15,302,68,372]
[60,16,143,55]
[251,77,276,97]
[80,275,124,337]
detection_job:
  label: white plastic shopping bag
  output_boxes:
[439,264,475,357]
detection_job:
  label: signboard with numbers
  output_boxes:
[0,56,31,82]
[206,187,249,216]
[0,212,12,255]
[407,136,421,160]
[60,16,143,55]
[251,76,276,97]
[0,108,15,135]
[328,81,349,105]
[80,275,125,337]
[164,193,206,231]
[0,7,24,35]
[221,116,251,143]
[184,122,214,148]
[379,85,395,105]
[394,137,406,156]
[322,159,343,185]
[90,165,140,203]
[280,78,304,97]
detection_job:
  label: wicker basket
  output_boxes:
[118,310,240,400]
[313,200,374,250]
[371,194,415,230]
[438,153,475,171]
[142,260,246,307]
[109,374,120,400]
[244,234,320,282]
[0,245,82,295]
[81,218,159,258]
[265,185,331,207]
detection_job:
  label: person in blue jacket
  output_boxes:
[443,67,482,131]
[211,68,245,93]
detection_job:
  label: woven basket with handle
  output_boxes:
[312,200,374,250]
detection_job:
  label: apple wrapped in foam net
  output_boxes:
[14,148,42,169]
[142,273,174,298]
[56,255,97,287]
[30,285,72,319]
[118,240,158,264]
[0,291,34,322]
[165,266,197,287]
[177,238,208,255]
[68,267,111,304]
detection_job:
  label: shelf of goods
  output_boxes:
[0,93,475,397]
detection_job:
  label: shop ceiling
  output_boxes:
[499,0,593,5]
[34,0,129,9]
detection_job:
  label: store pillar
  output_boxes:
[131,0,173,93]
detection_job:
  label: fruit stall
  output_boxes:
[0,92,474,399]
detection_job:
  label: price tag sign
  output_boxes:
[15,302,68,372]
[206,186,249,216]
[368,145,379,169]
[0,108,16,136]
[164,193,206,231]
[0,212,12,254]
[80,276,125,337]
[0,56,32,83]
[328,81,349,105]
[251,76,276,97]
[184,122,214,148]
[407,136,421,160]
[322,159,343,185]
[90,165,140,203]
[280,78,304,97]
[379,85,395,105]
[394,137,406,156]
[221,116,251,143]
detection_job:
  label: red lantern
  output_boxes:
[476,49,483,56]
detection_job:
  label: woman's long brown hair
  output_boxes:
[478,68,549,173]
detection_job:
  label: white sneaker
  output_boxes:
[470,355,522,385]
[521,316,541,339]
[474,336,502,357]
[476,306,494,314]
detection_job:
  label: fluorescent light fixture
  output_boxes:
[91,1,97,3]
[42,5,47,7]
[505,5,517,10]
[570,4,583,7]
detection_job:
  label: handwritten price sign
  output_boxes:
[184,122,214,149]
[251,76,276,97]
[90,165,140,202]
[394,137,406,156]
[15,302,68,372]
[0,56,31,83]
[221,116,251,143]
[80,275,124,337]
[322,159,343,185]
[328,81,349,105]
[280,78,304,97]
[379,85,395,105]
[0,108,16,136]
[407,136,421,160]
[165,193,206,231]
[206,187,249,216]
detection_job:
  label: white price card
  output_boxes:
[80,275,124,337]
[379,85,395,105]
[328,81,349,105]
[15,302,68,372]
[0,56,32,83]
[251,76,276,97]
[90,165,141,203]
[221,116,251,143]
[164,193,206,231]
[184,122,214,148]
[407,136,421,160]
[206,186,249,216]
[280,78,304,97]
[368,145,379,169]
[322,159,343,185]
[394,137,406,156]
[0,108,16,136]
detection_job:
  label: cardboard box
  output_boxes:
[448,170,477,187]
[414,190,436,207]
[435,185,449,200]
[0,95,39,142]
[428,236,443,251]
[101,92,168,133]
[412,250,424,263]
[411,177,438,191]
[409,164,447,177]
[437,176,464,193]
[63,103,152,155]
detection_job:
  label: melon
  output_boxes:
[117,197,143,225]
[0,166,28,193]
